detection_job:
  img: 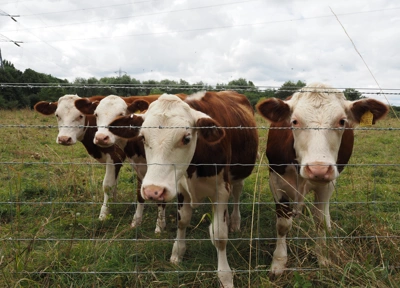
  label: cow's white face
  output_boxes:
[257,83,388,183]
[287,89,349,182]
[55,95,86,145]
[93,95,128,147]
[138,94,211,202]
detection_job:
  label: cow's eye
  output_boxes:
[339,119,346,126]
[94,113,98,118]
[79,115,83,119]
[291,119,298,125]
[182,134,191,145]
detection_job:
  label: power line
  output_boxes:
[0,9,19,21]
[0,33,22,46]
[5,7,400,44]
[1,0,261,34]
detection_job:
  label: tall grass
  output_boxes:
[0,109,399,287]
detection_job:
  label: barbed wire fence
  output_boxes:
[0,86,399,287]
[2,82,400,93]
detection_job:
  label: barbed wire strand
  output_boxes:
[1,83,400,93]
[1,125,399,131]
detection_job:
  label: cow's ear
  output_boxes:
[34,101,58,115]
[75,98,99,115]
[256,98,291,123]
[127,100,150,113]
[108,114,144,139]
[350,98,389,124]
[196,117,225,144]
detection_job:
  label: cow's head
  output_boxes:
[75,95,149,147]
[34,95,87,145]
[256,83,388,182]
[109,93,225,202]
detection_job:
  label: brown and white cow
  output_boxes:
[34,94,160,231]
[107,91,259,288]
[256,82,388,275]
[74,94,186,232]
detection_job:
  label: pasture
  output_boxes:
[0,108,399,287]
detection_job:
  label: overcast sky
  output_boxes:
[1,0,399,105]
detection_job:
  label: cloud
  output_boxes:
[1,0,399,105]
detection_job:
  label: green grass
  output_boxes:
[0,109,399,287]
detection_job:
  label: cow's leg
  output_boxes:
[170,192,192,264]
[271,194,292,276]
[210,187,233,288]
[155,203,166,233]
[99,162,122,221]
[131,178,144,228]
[229,180,243,232]
[268,171,296,276]
[313,183,334,266]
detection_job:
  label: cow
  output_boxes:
[107,91,259,288]
[75,94,186,233]
[255,82,389,276]
[74,94,187,232]
[33,94,161,232]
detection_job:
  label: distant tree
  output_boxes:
[0,61,24,108]
[143,80,159,95]
[228,78,254,88]
[159,79,181,94]
[216,78,256,92]
[274,80,306,99]
[97,77,118,95]
[344,88,363,101]
[82,77,99,96]
[191,81,208,93]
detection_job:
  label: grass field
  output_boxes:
[0,109,399,287]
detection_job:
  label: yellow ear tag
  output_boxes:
[360,110,373,127]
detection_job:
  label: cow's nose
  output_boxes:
[58,136,73,145]
[95,133,110,146]
[143,185,166,201]
[304,162,334,181]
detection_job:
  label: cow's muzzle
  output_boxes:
[304,162,336,182]
[142,185,166,201]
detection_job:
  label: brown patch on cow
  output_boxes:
[276,196,292,219]
[187,91,258,181]
[196,118,225,144]
[108,115,143,139]
[266,121,297,175]
[177,193,184,209]
[337,129,354,173]
[137,178,145,204]
[127,100,150,113]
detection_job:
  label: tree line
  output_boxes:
[0,59,386,110]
